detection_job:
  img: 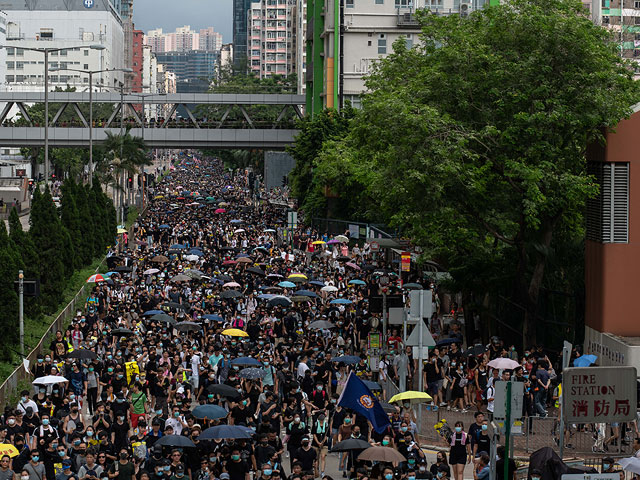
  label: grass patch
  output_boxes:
[0,257,107,383]
[125,206,139,230]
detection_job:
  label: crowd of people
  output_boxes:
[0,155,625,480]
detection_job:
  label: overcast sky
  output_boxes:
[133,0,233,43]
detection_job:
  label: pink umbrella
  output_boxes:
[223,282,241,288]
[346,262,361,270]
[327,239,341,244]
[223,260,237,265]
[215,208,226,214]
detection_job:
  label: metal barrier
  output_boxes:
[0,258,105,409]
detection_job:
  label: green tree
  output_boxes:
[287,107,356,219]
[0,222,22,360]
[9,207,41,318]
[315,0,639,345]
[60,179,82,270]
[29,188,67,309]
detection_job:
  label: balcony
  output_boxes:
[396,8,420,27]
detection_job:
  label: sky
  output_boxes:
[133,0,233,43]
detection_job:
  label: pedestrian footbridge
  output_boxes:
[0,92,304,149]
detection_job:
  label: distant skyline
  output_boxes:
[133,0,232,44]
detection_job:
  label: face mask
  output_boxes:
[164,467,171,472]
[120,453,128,460]
[408,477,416,480]
[382,440,389,446]
[21,396,26,402]
[59,451,66,457]
[385,474,393,480]
[8,419,15,425]
[117,398,124,403]
[531,478,540,480]
[400,427,408,433]
[117,374,124,379]
[344,418,351,424]
[119,416,125,421]
[316,386,322,391]
[38,359,43,364]
[408,459,416,465]
[242,400,248,406]
[603,465,610,470]
[42,419,49,426]
[157,472,163,477]
[455,427,462,433]
[264,470,272,476]
[21,477,29,480]
[107,355,113,360]
[89,367,94,372]
[156,410,163,415]
[294,418,300,423]
[108,368,113,373]
[174,412,180,417]
[209,457,217,463]
[87,431,94,437]
[437,473,444,479]
[481,425,488,431]
[419,467,426,472]
[231,455,240,461]
[208,394,214,399]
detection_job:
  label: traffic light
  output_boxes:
[28,179,34,191]
[123,204,129,221]
[127,177,133,188]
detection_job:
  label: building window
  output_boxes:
[376,0,384,4]
[636,0,640,7]
[587,162,629,243]
[6,47,14,56]
[368,40,372,46]
[404,34,413,48]
[5,75,13,83]
[84,49,89,56]
[6,61,14,69]
[378,34,387,54]
[346,0,354,7]
[84,64,89,69]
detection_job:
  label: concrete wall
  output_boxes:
[264,151,296,190]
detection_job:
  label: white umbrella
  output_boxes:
[321,285,338,292]
[224,282,241,288]
[335,235,349,243]
[33,375,68,386]
[487,358,520,370]
[617,457,640,474]
[185,255,199,262]
[234,229,246,234]
[144,268,160,275]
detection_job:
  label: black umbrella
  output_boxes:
[336,256,352,262]
[114,266,133,273]
[161,302,188,311]
[200,425,252,440]
[216,275,234,283]
[66,350,97,360]
[246,266,266,276]
[207,384,241,399]
[111,328,135,336]
[154,435,196,448]
[175,321,201,332]
[466,344,488,357]
[106,256,123,269]
[151,313,175,325]
[220,290,243,299]
[331,438,371,452]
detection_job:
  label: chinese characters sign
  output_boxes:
[564,366,637,423]
[401,252,411,272]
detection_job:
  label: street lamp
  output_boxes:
[2,44,107,187]
[49,66,133,185]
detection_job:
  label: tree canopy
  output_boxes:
[296,0,639,345]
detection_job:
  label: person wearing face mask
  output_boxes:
[30,414,58,452]
[292,437,316,478]
[24,451,46,480]
[286,414,308,469]
[528,469,542,480]
[17,391,39,417]
[601,457,615,475]
[472,421,490,461]
[224,448,250,480]
[107,449,136,480]
[381,466,395,480]
[448,421,471,480]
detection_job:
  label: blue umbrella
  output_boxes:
[192,404,228,420]
[231,357,261,366]
[573,354,598,367]
[238,367,266,379]
[363,380,382,391]
[188,250,204,257]
[278,281,296,288]
[330,299,353,305]
[143,310,164,316]
[309,280,325,287]
[436,338,458,347]
[201,314,224,322]
[159,224,171,229]
[294,289,318,298]
[257,294,275,300]
[169,244,186,250]
[333,355,361,364]
[230,219,244,224]
[200,425,252,440]
[269,296,292,307]
[349,279,366,286]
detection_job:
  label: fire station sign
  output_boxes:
[563,366,636,423]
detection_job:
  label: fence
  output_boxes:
[310,217,394,240]
[0,253,109,410]
[419,410,635,457]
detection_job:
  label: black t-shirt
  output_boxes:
[293,447,317,471]
[50,340,68,359]
[496,458,516,480]
[225,459,250,480]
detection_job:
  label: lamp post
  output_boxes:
[49,66,133,185]
[1,44,106,187]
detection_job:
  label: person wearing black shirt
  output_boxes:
[473,421,491,459]
[224,448,250,480]
[292,438,316,475]
[495,446,516,480]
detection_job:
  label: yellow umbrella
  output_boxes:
[154,195,164,199]
[117,228,127,234]
[222,328,249,337]
[312,240,326,245]
[0,444,19,458]
[389,391,432,404]
[288,273,308,279]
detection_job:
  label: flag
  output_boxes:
[338,372,391,433]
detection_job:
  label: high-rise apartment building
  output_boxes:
[144,26,222,53]
[120,0,134,89]
[306,0,488,114]
[247,0,296,78]
[132,28,143,93]
[199,27,223,52]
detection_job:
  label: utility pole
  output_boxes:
[504,382,512,480]
[18,270,24,356]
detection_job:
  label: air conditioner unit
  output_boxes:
[459,2,470,16]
